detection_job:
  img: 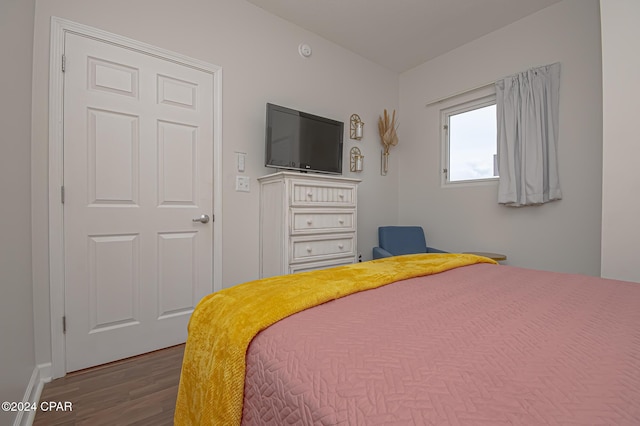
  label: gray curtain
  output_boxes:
[496,63,562,206]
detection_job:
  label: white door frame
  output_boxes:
[48,17,223,379]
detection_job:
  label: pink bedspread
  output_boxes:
[242,264,640,425]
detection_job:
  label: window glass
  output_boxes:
[442,96,497,184]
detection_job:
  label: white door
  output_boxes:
[63,32,214,372]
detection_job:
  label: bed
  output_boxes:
[174,254,640,425]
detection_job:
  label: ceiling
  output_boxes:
[245,0,563,73]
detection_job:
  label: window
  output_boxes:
[442,95,497,184]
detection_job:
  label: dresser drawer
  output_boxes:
[290,234,356,263]
[289,257,356,274]
[290,209,355,234]
[290,180,356,207]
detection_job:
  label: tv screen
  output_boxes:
[265,103,344,175]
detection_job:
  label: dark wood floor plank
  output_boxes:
[33,344,184,426]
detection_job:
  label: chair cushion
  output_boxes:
[378,226,427,256]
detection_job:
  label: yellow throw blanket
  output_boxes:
[174,253,496,425]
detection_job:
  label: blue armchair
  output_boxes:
[372,226,447,259]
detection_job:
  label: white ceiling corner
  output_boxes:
[245,0,563,73]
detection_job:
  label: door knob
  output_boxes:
[192,214,210,224]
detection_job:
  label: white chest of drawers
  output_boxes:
[258,171,360,278]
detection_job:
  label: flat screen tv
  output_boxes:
[265,103,344,175]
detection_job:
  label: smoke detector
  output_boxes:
[298,43,312,58]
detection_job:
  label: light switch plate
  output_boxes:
[236,175,250,192]
[236,152,246,172]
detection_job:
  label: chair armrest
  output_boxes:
[426,247,447,253]
[372,247,393,259]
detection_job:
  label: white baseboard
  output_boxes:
[37,363,52,385]
[13,363,52,426]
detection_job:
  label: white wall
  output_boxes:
[31,0,399,368]
[0,0,37,424]
[600,0,640,282]
[398,0,603,275]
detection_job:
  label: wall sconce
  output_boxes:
[350,114,364,140]
[350,147,364,172]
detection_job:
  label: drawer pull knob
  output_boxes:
[307,192,313,198]
[338,193,344,199]
[338,244,344,249]
[306,246,312,253]
[306,219,313,225]
[338,218,344,224]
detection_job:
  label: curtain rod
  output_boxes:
[425,62,560,108]
[425,81,495,107]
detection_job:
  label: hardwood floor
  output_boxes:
[33,344,184,426]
